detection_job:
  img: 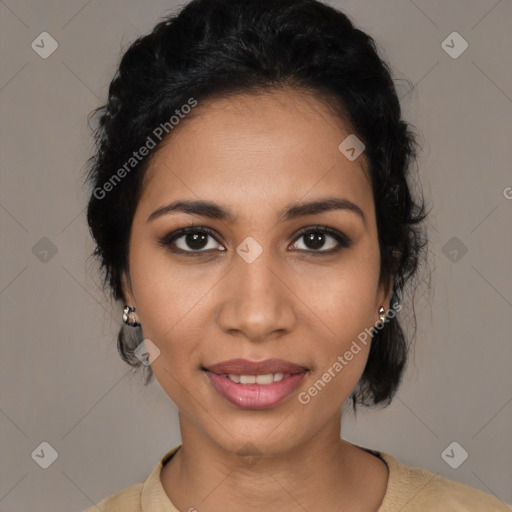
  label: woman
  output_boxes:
[83,0,509,510]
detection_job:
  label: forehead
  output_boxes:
[140,88,374,222]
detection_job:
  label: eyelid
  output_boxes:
[158,225,352,255]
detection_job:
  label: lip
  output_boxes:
[203,358,308,409]
[205,358,307,375]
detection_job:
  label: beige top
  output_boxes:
[84,445,510,511]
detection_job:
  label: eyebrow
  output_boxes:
[147,196,366,227]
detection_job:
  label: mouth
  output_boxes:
[202,358,309,409]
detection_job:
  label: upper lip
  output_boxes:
[204,358,308,376]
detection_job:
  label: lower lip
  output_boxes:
[205,371,307,409]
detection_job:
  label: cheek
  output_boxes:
[298,257,380,338]
[298,316,373,417]
[128,240,212,338]
[293,257,378,404]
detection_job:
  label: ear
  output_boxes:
[121,271,135,306]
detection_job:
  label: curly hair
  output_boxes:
[85,0,430,410]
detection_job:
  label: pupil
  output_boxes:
[186,232,208,250]
[305,232,324,250]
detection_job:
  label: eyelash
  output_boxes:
[157,225,352,257]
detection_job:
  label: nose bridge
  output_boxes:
[218,240,295,340]
[237,244,276,297]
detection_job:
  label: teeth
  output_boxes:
[255,374,274,385]
[226,373,288,384]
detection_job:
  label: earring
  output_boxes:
[123,305,141,327]
[378,306,386,323]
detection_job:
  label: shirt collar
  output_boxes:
[139,443,403,511]
[141,445,181,512]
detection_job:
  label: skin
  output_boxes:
[122,87,393,512]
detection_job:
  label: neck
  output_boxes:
[160,410,388,512]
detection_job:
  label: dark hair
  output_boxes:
[85,0,430,409]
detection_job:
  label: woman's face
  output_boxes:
[122,88,392,456]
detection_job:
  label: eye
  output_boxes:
[289,225,352,254]
[158,227,225,255]
[158,225,352,256]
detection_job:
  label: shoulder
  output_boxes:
[81,445,181,512]
[82,482,143,512]
[378,452,510,512]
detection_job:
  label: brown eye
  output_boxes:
[158,227,225,255]
[290,226,352,254]
[178,231,212,251]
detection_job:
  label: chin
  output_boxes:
[204,417,308,459]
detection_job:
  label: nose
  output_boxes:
[216,249,297,343]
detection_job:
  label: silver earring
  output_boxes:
[378,306,386,323]
[123,305,141,327]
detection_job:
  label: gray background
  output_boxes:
[1,0,511,510]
